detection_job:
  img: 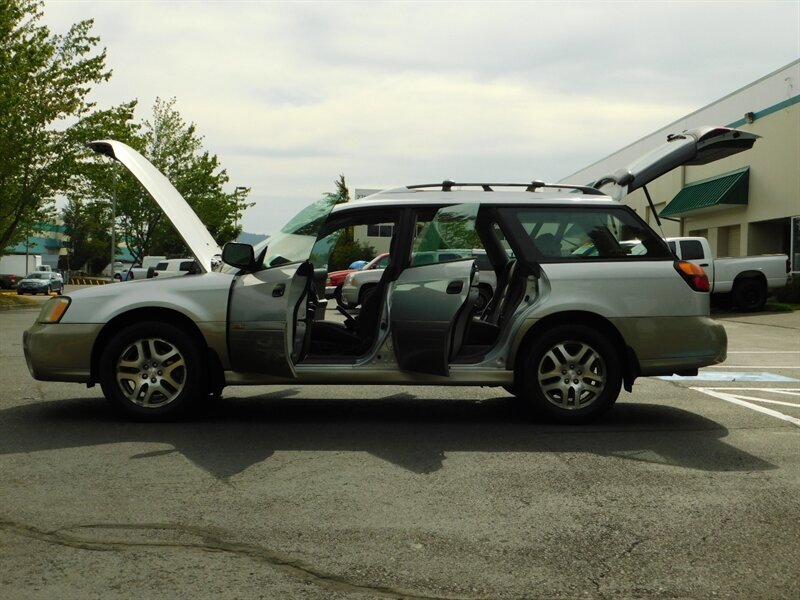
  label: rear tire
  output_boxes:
[99,321,205,421]
[732,279,766,312]
[518,324,621,422]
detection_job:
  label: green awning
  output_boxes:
[660,166,750,218]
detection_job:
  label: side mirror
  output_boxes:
[222,242,257,270]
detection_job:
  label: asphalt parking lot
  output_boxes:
[1,289,798,599]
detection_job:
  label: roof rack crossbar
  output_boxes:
[405,180,604,195]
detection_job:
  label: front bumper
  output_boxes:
[23,321,103,383]
[18,285,49,294]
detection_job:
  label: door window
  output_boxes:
[411,204,479,266]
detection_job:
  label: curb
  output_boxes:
[67,278,110,285]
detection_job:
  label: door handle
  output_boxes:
[446,281,463,294]
[700,263,709,267]
[272,283,286,297]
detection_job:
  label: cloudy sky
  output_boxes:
[41,0,799,235]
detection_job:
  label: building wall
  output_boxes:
[563,60,800,266]
[352,188,392,256]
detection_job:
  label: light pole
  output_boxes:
[234,186,247,232]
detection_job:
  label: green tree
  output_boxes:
[0,0,124,253]
[324,174,375,270]
[61,196,112,274]
[87,98,252,263]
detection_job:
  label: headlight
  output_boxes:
[38,297,71,323]
[344,273,354,285]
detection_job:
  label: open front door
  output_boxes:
[390,204,479,376]
[228,263,311,378]
[227,196,338,378]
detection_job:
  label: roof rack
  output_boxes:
[405,179,605,195]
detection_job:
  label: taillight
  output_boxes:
[674,260,710,292]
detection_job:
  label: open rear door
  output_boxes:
[389,204,479,376]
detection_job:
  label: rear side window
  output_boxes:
[679,240,705,260]
[179,261,194,271]
[499,206,672,262]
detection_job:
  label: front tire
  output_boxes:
[519,324,621,422]
[99,321,205,420]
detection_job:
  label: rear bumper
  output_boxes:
[611,315,727,376]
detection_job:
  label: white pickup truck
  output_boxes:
[667,237,790,311]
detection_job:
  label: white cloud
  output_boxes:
[41,0,800,233]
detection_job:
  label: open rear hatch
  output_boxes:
[595,126,759,201]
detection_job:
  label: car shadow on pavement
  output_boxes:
[0,392,775,479]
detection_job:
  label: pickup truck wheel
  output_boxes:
[99,322,205,420]
[732,279,766,312]
[358,284,376,307]
[519,325,621,421]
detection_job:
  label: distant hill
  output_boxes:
[235,232,270,246]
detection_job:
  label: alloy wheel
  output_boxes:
[115,337,187,408]
[536,340,607,410]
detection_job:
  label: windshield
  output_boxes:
[218,196,338,274]
[26,273,48,280]
[260,195,338,269]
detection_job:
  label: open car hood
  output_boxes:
[88,140,222,273]
[594,126,759,201]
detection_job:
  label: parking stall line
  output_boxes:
[706,366,800,369]
[707,394,800,408]
[690,387,800,427]
[769,390,800,396]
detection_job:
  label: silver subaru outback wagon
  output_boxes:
[23,126,758,422]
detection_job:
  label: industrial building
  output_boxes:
[563,60,799,272]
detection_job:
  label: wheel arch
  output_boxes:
[733,270,767,286]
[510,311,639,392]
[90,307,222,386]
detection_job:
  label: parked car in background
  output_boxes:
[24,126,757,423]
[151,258,199,279]
[666,237,790,311]
[341,249,497,310]
[0,273,19,289]
[325,253,390,298]
[17,272,63,295]
[125,256,167,280]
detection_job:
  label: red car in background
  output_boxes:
[325,253,390,298]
